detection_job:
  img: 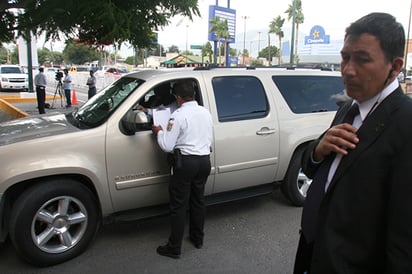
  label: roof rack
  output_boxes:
[192,65,336,71]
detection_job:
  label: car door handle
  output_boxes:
[256,127,276,135]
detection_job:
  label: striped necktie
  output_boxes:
[301,103,359,243]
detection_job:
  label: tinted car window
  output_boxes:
[0,66,22,73]
[212,76,269,122]
[272,75,346,113]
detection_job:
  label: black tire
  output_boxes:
[281,148,312,206]
[9,179,100,266]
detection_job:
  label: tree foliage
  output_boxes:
[0,45,8,64]
[0,45,19,64]
[37,47,64,66]
[259,46,279,62]
[269,16,285,65]
[168,45,180,53]
[63,39,100,65]
[0,0,200,49]
[201,42,213,63]
[209,16,229,65]
[285,0,304,64]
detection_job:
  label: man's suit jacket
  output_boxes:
[299,87,412,273]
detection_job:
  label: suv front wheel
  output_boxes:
[9,179,100,266]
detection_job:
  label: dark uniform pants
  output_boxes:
[36,86,46,114]
[88,87,97,99]
[64,89,71,106]
[294,233,314,274]
[168,154,211,251]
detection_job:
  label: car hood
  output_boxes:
[0,73,27,79]
[0,112,79,146]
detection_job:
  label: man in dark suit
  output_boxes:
[294,13,412,273]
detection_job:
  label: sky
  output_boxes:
[127,0,411,58]
[32,0,412,59]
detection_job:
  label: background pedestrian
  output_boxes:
[87,70,97,99]
[63,68,72,108]
[34,67,47,114]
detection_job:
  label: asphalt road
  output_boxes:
[0,189,302,274]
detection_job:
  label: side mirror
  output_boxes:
[120,110,151,135]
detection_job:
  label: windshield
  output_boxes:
[70,76,144,128]
[1,67,22,73]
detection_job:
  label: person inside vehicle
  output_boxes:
[138,82,177,114]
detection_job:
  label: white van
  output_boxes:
[0,65,28,92]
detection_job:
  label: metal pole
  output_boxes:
[258,31,261,55]
[242,16,248,65]
[186,25,188,66]
[250,41,253,58]
[289,0,296,65]
[404,0,412,71]
[26,30,34,92]
[268,32,271,66]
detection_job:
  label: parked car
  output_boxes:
[0,67,346,266]
[69,66,90,73]
[0,64,28,92]
[95,66,129,76]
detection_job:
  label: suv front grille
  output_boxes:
[9,78,26,83]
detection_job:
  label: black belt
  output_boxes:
[181,154,209,159]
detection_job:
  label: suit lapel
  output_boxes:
[326,88,404,193]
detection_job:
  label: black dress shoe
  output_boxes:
[189,238,203,249]
[156,244,180,259]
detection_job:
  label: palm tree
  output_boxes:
[209,16,230,66]
[201,42,213,64]
[285,0,304,64]
[269,16,285,65]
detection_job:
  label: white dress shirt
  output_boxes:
[157,101,213,155]
[325,79,399,191]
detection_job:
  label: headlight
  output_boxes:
[1,78,8,82]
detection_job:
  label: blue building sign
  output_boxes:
[228,56,238,67]
[304,25,330,45]
[208,5,236,43]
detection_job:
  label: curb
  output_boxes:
[0,98,29,119]
[0,93,61,119]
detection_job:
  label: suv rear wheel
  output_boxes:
[281,148,311,206]
[9,179,100,266]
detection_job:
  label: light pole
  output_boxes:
[289,0,297,65]
[268,32,271,66]
[258,31,261,55]
[249,41,253,57]
[404,0,412,71]
[242,15,249,65]
[185,25,188,66]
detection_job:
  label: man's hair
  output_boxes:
[345,12,405,62]
[154,82,171,95]
[38,67,44,72]
[63,68,69,73]
[173,80,195,99]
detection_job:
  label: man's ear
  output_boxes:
[391,57,404,74]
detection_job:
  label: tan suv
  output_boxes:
[0,67,346,266]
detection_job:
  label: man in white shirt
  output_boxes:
[34,67,47,114]
[63,69,72,108]
[152,80,213,259]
